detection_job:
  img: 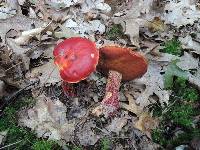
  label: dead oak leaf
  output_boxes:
[121,93,143,116]
[104,116,128,135]
[26,60,61,87]
[134,63,170,108]
[134,112,159,139]
[0,14,45,44]
[179,35,200,54]
[18,94,75,142]
[77,121,100,146]
[163,0,200,27]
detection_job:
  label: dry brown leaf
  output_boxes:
[0,0,18,19]
[121,93,142,115]
[26,60,61,87]
[6,38,30,70]
[18,95,75,142]
[112,0,154,46]
[46,0,84,9]
[105,117,128,134]
[134,112,159,139]
[177,52,199,70]
[163,0,200,27]
[81,0,111,13]
[0,14,45,44]
[134,63,170,108]
[77,121,100,146]
[14,26,46,45]
[148,17,165,32]
[179,35,200,54]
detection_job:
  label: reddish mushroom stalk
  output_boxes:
[101,70,122,115]
[93,45,148,117]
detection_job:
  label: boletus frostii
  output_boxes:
[92,45,148,117]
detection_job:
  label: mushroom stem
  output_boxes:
[62,81,76,97]
[93,70,122,117]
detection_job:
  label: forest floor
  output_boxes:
[0,0,200,150]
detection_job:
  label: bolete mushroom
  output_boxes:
[93,45,148,117]
[53,37,99,94]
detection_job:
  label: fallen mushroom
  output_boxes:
[92,45,148,117]
[53,37,99,94]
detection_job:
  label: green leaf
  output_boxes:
[164,60,189,89]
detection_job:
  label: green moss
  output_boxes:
[182,88,199,102]
[152,77,200,147]
[161,38,182,56]
[152,128,200,147]
[170,129,200,147]
[169,104,195,127]
[174,77,187,89]
[106,24,123,40]
[152,129,167,146]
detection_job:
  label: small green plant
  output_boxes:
[106,24,123,40]
[101,138,111,150]
[162,38,182,56]
[32,140,58,150]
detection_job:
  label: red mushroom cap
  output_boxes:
[98,45,148,81]
[53,37,99,83]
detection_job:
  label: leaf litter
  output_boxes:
[0,0,200,149]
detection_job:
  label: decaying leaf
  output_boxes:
[105,116,128,134]
[18,95,75,142]
[147,17,165,32]
[134,63,170,108]
[163,0,200,27]
[0,67,6,78]
[121,93,143,115]
[113,0,147,46]
[14,26,46,45]
[177,52,199,70]
[54,25,78,38]
[77,121,100,146]
[179,35,200,54]
[130,128,161,150]
[134,112,159,139]
[64,19,105,40]
[0,0,18,19]
[81,0,111,13]
[45,0,83,9]
[26,60,61,87]
[0,14,45,44]
[6,38,31,70]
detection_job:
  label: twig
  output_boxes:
[0,140,22,150]
[5,62,23,72]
